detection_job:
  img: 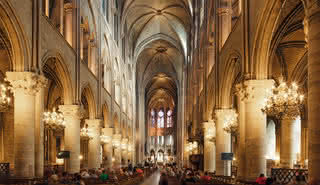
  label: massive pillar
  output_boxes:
[280,116,300,168]
[215,109,233,176]
[113,134,122,169]
[202,121,216,172]
[86,119,101,169]
[305,1,320,181]
[59,105,81,173]
[235,84,246,180]
[64,3,73,46]
[35,80,46,177]
[122,138,128,167]
[6,72,46,177]
[242,80,273,180]
[102,128,113,169]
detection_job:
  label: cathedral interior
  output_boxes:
[0,0,320,184]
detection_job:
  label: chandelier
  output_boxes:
[100,135,111,144]
[43,108,66,131]
[80,124,93,140]
[223,111,238,135]
[112,134,121,148]
[261,80,304,119]
[0,81,12,109]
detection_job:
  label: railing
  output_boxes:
[271,168,308,184]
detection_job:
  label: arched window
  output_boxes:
[167,110,172,128]
[151,109,156,128]
[157,110,164,128]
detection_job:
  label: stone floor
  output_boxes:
[141,171,161,185]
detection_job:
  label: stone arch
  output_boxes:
[0,0,30,72]
[113,113,120,134]
[121,120,126,137]
[81,84,96,119]
[219,52,242,108]
[41,50,74,105]
[251,0,282,79]
[102,35,112,93]
[102,103,110,128]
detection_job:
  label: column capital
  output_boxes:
[64,3,73,12]
[6,72,47,96]
[202,121,215,129]
[214,108,236,120]
[59,105,82,119]
[102,127,114,136]
[239,80,274,103]
[217,7,233,16]
[85,119,102,129]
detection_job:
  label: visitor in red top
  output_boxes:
[200,172,212,181]
[256,174,267,185]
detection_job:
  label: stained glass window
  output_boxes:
[167,110,172,128]
[151,109,155,127]
[158,110,164,128]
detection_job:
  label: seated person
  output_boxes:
[99,170,109,182]
[256,174,267,185]
[200,172,212,181]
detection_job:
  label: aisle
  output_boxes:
[140,171,160,185]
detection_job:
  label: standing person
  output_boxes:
[256,174,267,185]
[159,172,169,185]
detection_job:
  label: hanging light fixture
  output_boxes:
[100,134,112,144]
[43,107,66,131]
[223,111,239,135]
[0,80,12,109]
[80,124,93,140]
[261,79,304,119]
[112,134,121,148]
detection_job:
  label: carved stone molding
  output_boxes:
[85,119,102,130]
[6,72,48,96]
[217,7,233,16]
[59,104,83,119]
[236,80,274,103]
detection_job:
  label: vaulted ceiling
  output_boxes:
[270,1,307,90]
[123,0,192,110]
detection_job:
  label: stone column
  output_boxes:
[64,3,73,46]
[6,72,45,177]
[89,42,97,75]
[59,0,64,34]
[203,121,216,172]
[300,118,308,165]
[34,77,46,177]
[122,138,128,167]
[102,128,113,169]
[80,24,85,61]
[113,134,122,169]
[242,80,273,180]
[215,109,234,176]
[304,2,320,180]
[59,105,81,173]
[280,116,300,168]
[86,119,101,169]
[49,130,57,164]
[45,0,50,17]
[218,0,232,50]
[2,103,15,170]
[235,84,246,179]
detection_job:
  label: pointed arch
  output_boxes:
[102,103,110,128]
[0,0,30,71]
[41,50,74,105]
[81,84,96,119]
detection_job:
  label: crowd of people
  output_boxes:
[43,164,146,185]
